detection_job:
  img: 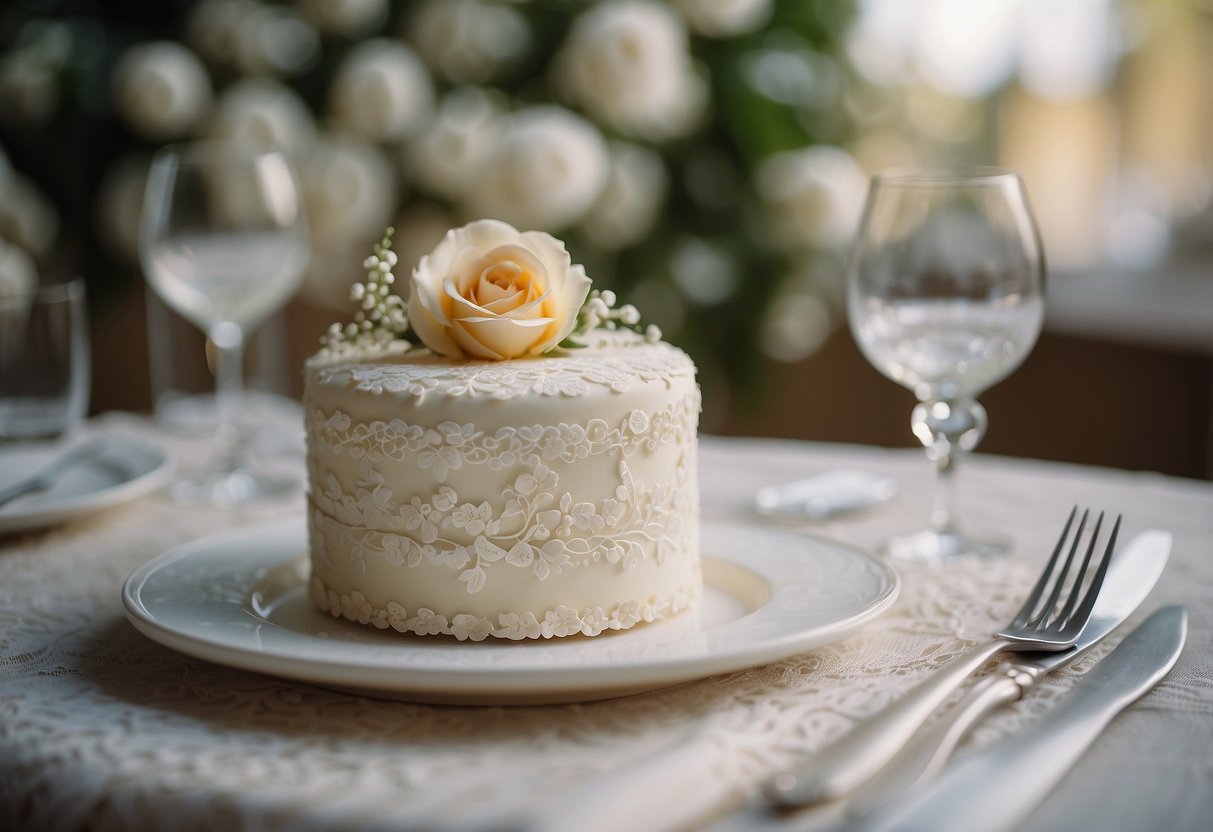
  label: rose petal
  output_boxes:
[407,280,461,356]
[449,319,504,359]
[456,315,554,360]
[481,287,527,313]
[475,270,520,306]
[529,262,591,352]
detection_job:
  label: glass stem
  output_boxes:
[911,397,988,537]
[932,448,960,535]
[209,321,246,475]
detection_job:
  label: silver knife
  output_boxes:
[861,604,1188,832]
[843,529,1172,816]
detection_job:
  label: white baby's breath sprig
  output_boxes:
[319,227,414,358]
[561,288,661,348]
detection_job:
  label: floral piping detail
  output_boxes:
[308,446,697,592]
[308,574,699,640]
[306,335,695,403]
[306,390,700,482]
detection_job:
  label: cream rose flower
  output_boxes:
[206,78,315,155]
[671,0,773,37]
[755,145,867,250]
[460,105,609,232]
[408,0,530,84]
[555,0,706,142]
[329,39,433,142]
[112,41,213,139]
[408,219,592,360]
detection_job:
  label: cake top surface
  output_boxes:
[307,329,695,402]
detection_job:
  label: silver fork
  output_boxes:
[765,507,1121,809]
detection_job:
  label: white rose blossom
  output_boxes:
[112,41,213,140]
[298,0,388,36]
[186,0,256,67]
[408,218,592,360]
[231,5,319,76]
[206,77,316,155]
[297,134,397,309]
[329,39,433,142]
[463,106,611,235]
[755,145,868,250]
[556,0,707,142]
[461,105,609,232]
[408,0,530,84]
[300,134,396,249]
[580,141,668,250]
[671,0,774,37]
[409,87,505,203]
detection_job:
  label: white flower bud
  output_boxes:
[619,304,640,325]
[599,289,617,307]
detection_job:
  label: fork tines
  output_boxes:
[1015,506,1122,634]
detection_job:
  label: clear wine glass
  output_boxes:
[846,167,1045,562]
[140,141,309,505]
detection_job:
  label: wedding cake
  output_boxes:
[304,220,701,640]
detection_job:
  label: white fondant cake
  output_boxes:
[304,330,701,640]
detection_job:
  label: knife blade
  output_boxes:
[844,529,1172,815]
[861,604,1188,832]
[765,528,1172,809]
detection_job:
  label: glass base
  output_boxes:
[165,468,297,507]
[883,528,1010,564]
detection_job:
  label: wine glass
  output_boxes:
[847,167,1045,562]
[140,141,309,505]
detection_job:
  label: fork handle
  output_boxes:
[845,667,1029,817]
[764,638,1011,808]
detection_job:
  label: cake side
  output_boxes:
[304,333,701,640]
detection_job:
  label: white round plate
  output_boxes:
[0,435,173,534]
[122,518,899,705]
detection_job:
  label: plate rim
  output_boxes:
[122,517,900,703]
[0,435,174,533]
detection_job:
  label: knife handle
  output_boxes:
[847,665,1030,817]
[764,638,1010,808]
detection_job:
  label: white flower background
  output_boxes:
[0,0,896,413]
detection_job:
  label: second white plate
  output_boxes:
[0,435,173,534]
[123,518,899,705]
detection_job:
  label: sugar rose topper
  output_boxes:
[321,219,660,359]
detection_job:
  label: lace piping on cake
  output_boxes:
[308,573,700,640]
[309,451,698,592]
[307,346,695,403]
[306,390,700,481]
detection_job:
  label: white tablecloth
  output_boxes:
[2,415,1211,831]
